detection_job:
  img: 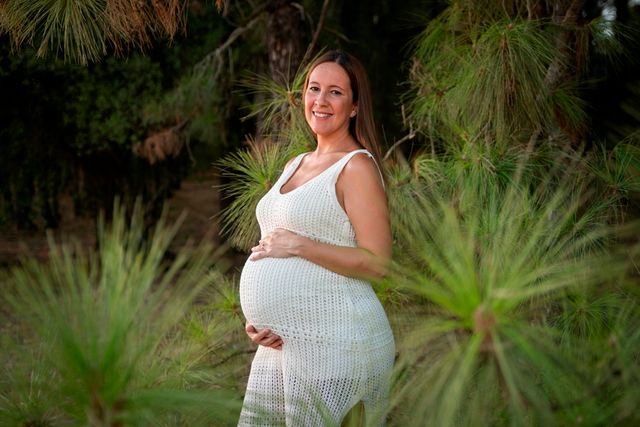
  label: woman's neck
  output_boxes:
[315,131,359,154]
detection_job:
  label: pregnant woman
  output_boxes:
[238,50,395,426]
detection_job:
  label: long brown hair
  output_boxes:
[303,50,384,174]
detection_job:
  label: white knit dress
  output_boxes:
[238,149,395,426]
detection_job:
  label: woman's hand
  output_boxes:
[248,153,392,280]
[250,228,305,261]
[245,323,283,350]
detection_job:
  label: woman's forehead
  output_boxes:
[308,62,351,86]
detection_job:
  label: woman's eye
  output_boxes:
[331,90,342,95]
[308,86,319,92]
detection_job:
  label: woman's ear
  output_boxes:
[350,104,358,117]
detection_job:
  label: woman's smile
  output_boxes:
[304,61,357,140]
[312,111,333,119]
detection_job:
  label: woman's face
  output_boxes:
[304,62,357,139]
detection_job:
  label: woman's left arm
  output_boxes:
[249,154,392,281]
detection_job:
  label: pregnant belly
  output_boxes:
[239,256,381,342]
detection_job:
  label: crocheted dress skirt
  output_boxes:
[238,150,395,426]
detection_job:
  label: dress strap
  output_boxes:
[277,152,309,186]
[329,149,385,188]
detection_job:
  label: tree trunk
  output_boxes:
[544,0,588,144]
[266,0,306,85]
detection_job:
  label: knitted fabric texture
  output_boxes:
[238,149,395,426]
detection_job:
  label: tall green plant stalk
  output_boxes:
[0,201,241,426]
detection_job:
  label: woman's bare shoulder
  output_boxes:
[341,152,383,187]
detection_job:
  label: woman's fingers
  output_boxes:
[264,337,283,350]
[250,251,266,261]
[251,327,271,342]
[258,335,283,350]
[245,324,283,350]
[250,240,266,252]
[260,334,281,346]
[250,239,268,260]
[249,230,300,260]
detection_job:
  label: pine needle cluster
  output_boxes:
[0,201,243,426]
[0,0,188,64]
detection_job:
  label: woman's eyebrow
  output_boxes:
[308,81,346,90]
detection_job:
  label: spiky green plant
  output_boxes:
[0,201,241,426]
[216,137,310,251]
[406,1,630,149]
[240,68,312,139]
[164,272,261,418]
[550,290,640,426]
[386,140,540,239]
[0,0,188,64]
[604,298,640,425]
[390,3,640,422]
[386,154,638,427]
[587,140,640,223]
[409,15,556,144]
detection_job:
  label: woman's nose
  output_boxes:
[314,91,328,105]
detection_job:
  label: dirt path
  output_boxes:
[164,173,222,251]
[0,172,240,267]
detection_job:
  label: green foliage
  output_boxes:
[386,153,639,426]
[409,15,560,144]
[589,140,640,207]
[0,201,242,426]
[63,56,164,155]
[0,0,188,64]
[217,139,309,250]
[406,1,637,148]
[0,4,230,227]
[240,67,311,139]
[0,0,109,64]
[394,18,640,426]
[142,8,230,157]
